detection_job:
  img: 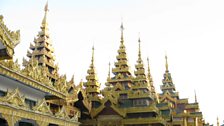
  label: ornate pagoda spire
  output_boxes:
[134,37,146,79]
[107,62,111,80]
[42,1,49,31]
[108,22,133,90]
[24,1,58,82]
[160,54,179,99]
[147,57,157,98]
[132,37,155,101]
[194,90,198,103]
[84,46,100,99]
[120,22,124,44]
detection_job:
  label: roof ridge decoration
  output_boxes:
[22,57,53,87]
[0,15,20,59]
[0,58,20,72]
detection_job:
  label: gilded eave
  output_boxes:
[177,98,188,104]
[0,15,20,60]
[185,103,199,109]
[123,117,166,125]
[0,64,66,99]
[126,105,159,114]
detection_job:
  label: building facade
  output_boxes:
[0,2,206,126]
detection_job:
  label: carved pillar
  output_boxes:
[2,114,21,126]
[183,117,188,126]
[194,117,198,126]
[36,120,49,126]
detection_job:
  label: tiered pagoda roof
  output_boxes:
[24,2,58,82]
[84,46,101,104]
[147,58,158,102]
[158,55,204,126]
[107,23,133,91]
[132,38,150,91]
[159,55,179,103]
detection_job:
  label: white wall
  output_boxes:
[0,75,46,101]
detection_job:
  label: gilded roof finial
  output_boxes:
[147,57,150,74]
[42,1,49,28]
[45,1,49,12]
[138,35,142,61]
[91,45,95,66]
[120,21,124,44]
[108,62,111,79]
[194,90,198,103]
[165,53,169,72]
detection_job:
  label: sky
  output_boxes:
[0,0,224,124]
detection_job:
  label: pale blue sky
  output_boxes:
[1,0,224,124]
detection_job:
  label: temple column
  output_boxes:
[194,117,198,126]
[2,114,21,126]
[183,117,188,126]
[36,120,49,126]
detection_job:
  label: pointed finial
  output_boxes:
[165,53,169,72]
[70,74,75,84]
[138,35,142,60]
[42,1,49,28]
[108,62,111,78]
[44,1,49,12]
[194,90,198,103]
[147,57,150,73]
[91,45,95,65]
[120,22,124,44]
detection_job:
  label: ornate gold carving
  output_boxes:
[0,103,79,126]
[0,15,20,59]
[0,59,21,72]
[22,57,53,87]
[54,75,69,93]
[0,64,66,99]
[55,106,70,120]
[33,99,53,115]
[1,88,27,108]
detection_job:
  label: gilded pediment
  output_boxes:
[33,99,53,115]
[1,88,27,108]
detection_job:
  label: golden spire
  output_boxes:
[108,62,111,79]
[194,90,198,103]
[120,22,124,44]
[147,57,152,81]
[165,53,169,72]
[134,36,146,78]
[42,1,49,29]
[138,36,142,62]
[147,57,156,96]
[84,46,100,97]
[91,45,94,67]
[25,1,58,83]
